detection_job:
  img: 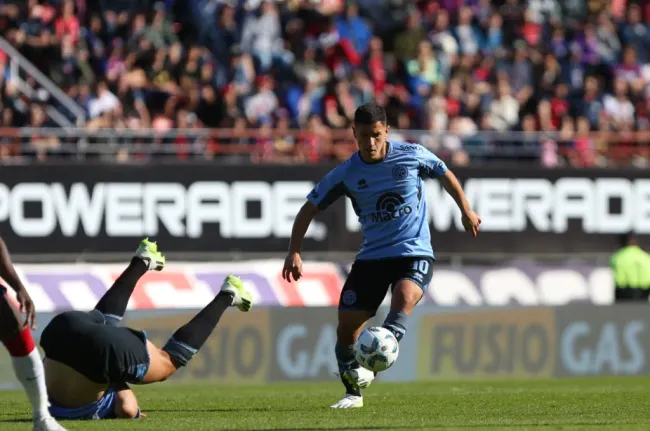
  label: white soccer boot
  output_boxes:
[343,366,375,389]
[330,394,364,409]
[33,417,67,431]
[220,275,253,312]
[135,238,165,271]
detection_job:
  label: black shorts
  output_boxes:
[339,256,434,315]
[40,310,150,384]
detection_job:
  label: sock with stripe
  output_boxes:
[382,310,408,343]
[2,327,51,421]
[163,292,234,368]
[335,343,361,396]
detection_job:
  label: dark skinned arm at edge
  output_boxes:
[0,238,28,294]
[0,237,36,328]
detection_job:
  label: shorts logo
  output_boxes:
[392,164,408,181]
[342,290,357,305]
[310,190,319,199]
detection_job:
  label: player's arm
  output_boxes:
[287,201,320,255]
[283,165,348,282]
[417,148,481,237]
[0,238,26,293]
[0,237,36,328]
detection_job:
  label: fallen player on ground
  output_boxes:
[40,238,252,420]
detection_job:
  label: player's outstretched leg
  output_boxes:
[0,291,66,431]
[138,275,252,384]
[93,238,165,326]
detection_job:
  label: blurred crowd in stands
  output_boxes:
[0,0,649,166]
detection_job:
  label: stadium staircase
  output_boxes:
[0,36,86,128]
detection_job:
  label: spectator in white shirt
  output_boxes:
[489,80,519,131]
[241,1,284,72]
[88,81,120,119]
[244,75,279,124]
[603,77,635,131]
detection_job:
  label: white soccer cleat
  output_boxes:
[135,238,165,271]
[330,394,364,409]
[33,417,67,431]
[343,366,375,389]
[220,275,252,312]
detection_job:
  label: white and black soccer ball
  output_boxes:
[354,326,399,372]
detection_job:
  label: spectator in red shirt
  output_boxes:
[571,116,597,167]
[55,0,80,45]
[366,36,386,98]
[550,84,570,129]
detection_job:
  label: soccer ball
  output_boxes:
[354,327,399,372]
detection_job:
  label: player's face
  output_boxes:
[353,121,389,161]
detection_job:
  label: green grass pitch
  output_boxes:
[1,378,650,430]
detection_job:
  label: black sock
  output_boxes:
[94,258,148,326]
[163,292,233,367]
[383,311,408,343]
[335,344,361,397]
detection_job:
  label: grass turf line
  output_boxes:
[1,378,650,430]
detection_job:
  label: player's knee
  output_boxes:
[392,280,424,309]
[140,345,179,384]
[154,365,175,382]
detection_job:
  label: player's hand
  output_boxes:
[282,252,303,283]
[16,288,36,330]
[462,211,481,237]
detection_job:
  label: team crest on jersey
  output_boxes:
[392,164,408,180]
[342,290,357,305]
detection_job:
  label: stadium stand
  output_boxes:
[0,0,649,165]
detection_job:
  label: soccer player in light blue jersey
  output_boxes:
[282,103,481,408]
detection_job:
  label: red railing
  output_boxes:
[0,128,647,164]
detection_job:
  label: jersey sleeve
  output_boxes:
[306,163,348,211]
[416,147,448,178]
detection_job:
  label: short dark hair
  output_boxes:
[619,232,637,247]
[354,103,387,125]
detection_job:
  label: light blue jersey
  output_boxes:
[307,141,448,260]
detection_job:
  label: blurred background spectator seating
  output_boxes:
[0,0,649,167]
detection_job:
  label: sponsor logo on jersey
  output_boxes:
[396,144,420,152]
[357,179,369,190]
[370,192,412,223]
